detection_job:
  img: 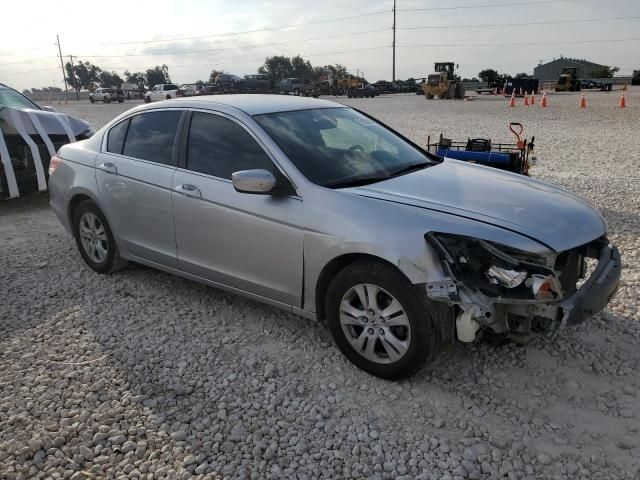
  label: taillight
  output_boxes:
[49,155,63,175]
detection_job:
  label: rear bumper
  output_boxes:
[558,245,621,326]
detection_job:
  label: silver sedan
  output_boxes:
[49,95,620,379]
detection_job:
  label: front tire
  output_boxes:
[144,96,151,103]
[72,200,127,274]
[326,260,442,380]
[90,97,95,104]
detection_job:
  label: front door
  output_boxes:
[171,110,304,306]
[96,109,183,267]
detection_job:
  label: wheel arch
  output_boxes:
[314,253,413,322]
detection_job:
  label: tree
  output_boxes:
[208,69,225,83]
[258,55,294,82]
[514,72,529,79]
[145,65,170,87]
[592,66,619,78]
[124,71,146,90]
[291,55,313,80]
[99,70,123,88]
[478,69,500,84]
[65,60,102,93]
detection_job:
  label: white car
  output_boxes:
[89,88,124,104]
[144,84,182,103]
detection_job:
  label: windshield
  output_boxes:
[0,88,40,110]
[255,107,435,188]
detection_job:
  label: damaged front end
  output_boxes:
[425,232,621,343]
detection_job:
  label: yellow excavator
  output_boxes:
[422,62,465,99]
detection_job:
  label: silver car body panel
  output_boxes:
[49,96,613,328]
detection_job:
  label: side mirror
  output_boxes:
[232,169,277,194]
[42,106,57,112]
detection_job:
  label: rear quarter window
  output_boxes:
[121,110,182,165]
[106,119,130,154]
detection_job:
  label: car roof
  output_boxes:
[141,94,345,116]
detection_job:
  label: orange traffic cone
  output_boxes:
[530,92,536,105]
[579,92,586,108]
[524,92,530,106]
[508,92,516,107]
[540,91,548,107]
[619,91,626,108]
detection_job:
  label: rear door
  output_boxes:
[171,110,304,306]
[95,108,184,267]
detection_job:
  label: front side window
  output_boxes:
[187,112,274,179]
[255,107,435,188]
[122,110,182,165]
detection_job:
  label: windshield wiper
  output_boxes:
[388,161,432,178]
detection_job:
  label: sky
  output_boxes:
[2,0,640,91]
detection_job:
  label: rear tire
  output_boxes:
[90,97,95,104]
[72,200,127,274]
[166,94,172,100]
[325,260,442,380]
[293,88,300,96]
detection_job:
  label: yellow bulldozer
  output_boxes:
[422,62,465,99]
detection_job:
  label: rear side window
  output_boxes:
[187,112,274,179]
[122,111,182,165]
[106,118,129,154]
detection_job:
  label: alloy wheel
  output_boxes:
[78,212,109,263]
[339,283,411,364]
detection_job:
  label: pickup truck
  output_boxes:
[241,74,271,93]
[144,84,183,103]
[276,78,318,96]
[214,74,243,93]
[89,88,124,104]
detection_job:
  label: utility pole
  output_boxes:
[56,34,69,104]
[68,54,79,100]
[392,0,396,83]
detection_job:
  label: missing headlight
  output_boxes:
[426,232,561,301]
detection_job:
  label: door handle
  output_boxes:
[174,183,202,199]
[98,162,117,174]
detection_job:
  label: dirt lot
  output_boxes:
[1,91,639,480]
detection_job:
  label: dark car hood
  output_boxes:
[348,159,606,252]
[0,105,92,137]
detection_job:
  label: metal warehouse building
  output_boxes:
[533,57,607,80]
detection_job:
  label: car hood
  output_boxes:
[0,105,92,137]
[347,159,606,252]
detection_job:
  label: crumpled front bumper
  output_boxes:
[558,245,621,326]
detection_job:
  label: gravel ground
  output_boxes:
[1,90,639,480]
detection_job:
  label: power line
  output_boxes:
[398,37,640,48]
[398,15,640,30]
[2,66,59,77]
[73,28,390,58]
[99,45,390,71]
[398,0,575,12]
[78,9,391,47]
